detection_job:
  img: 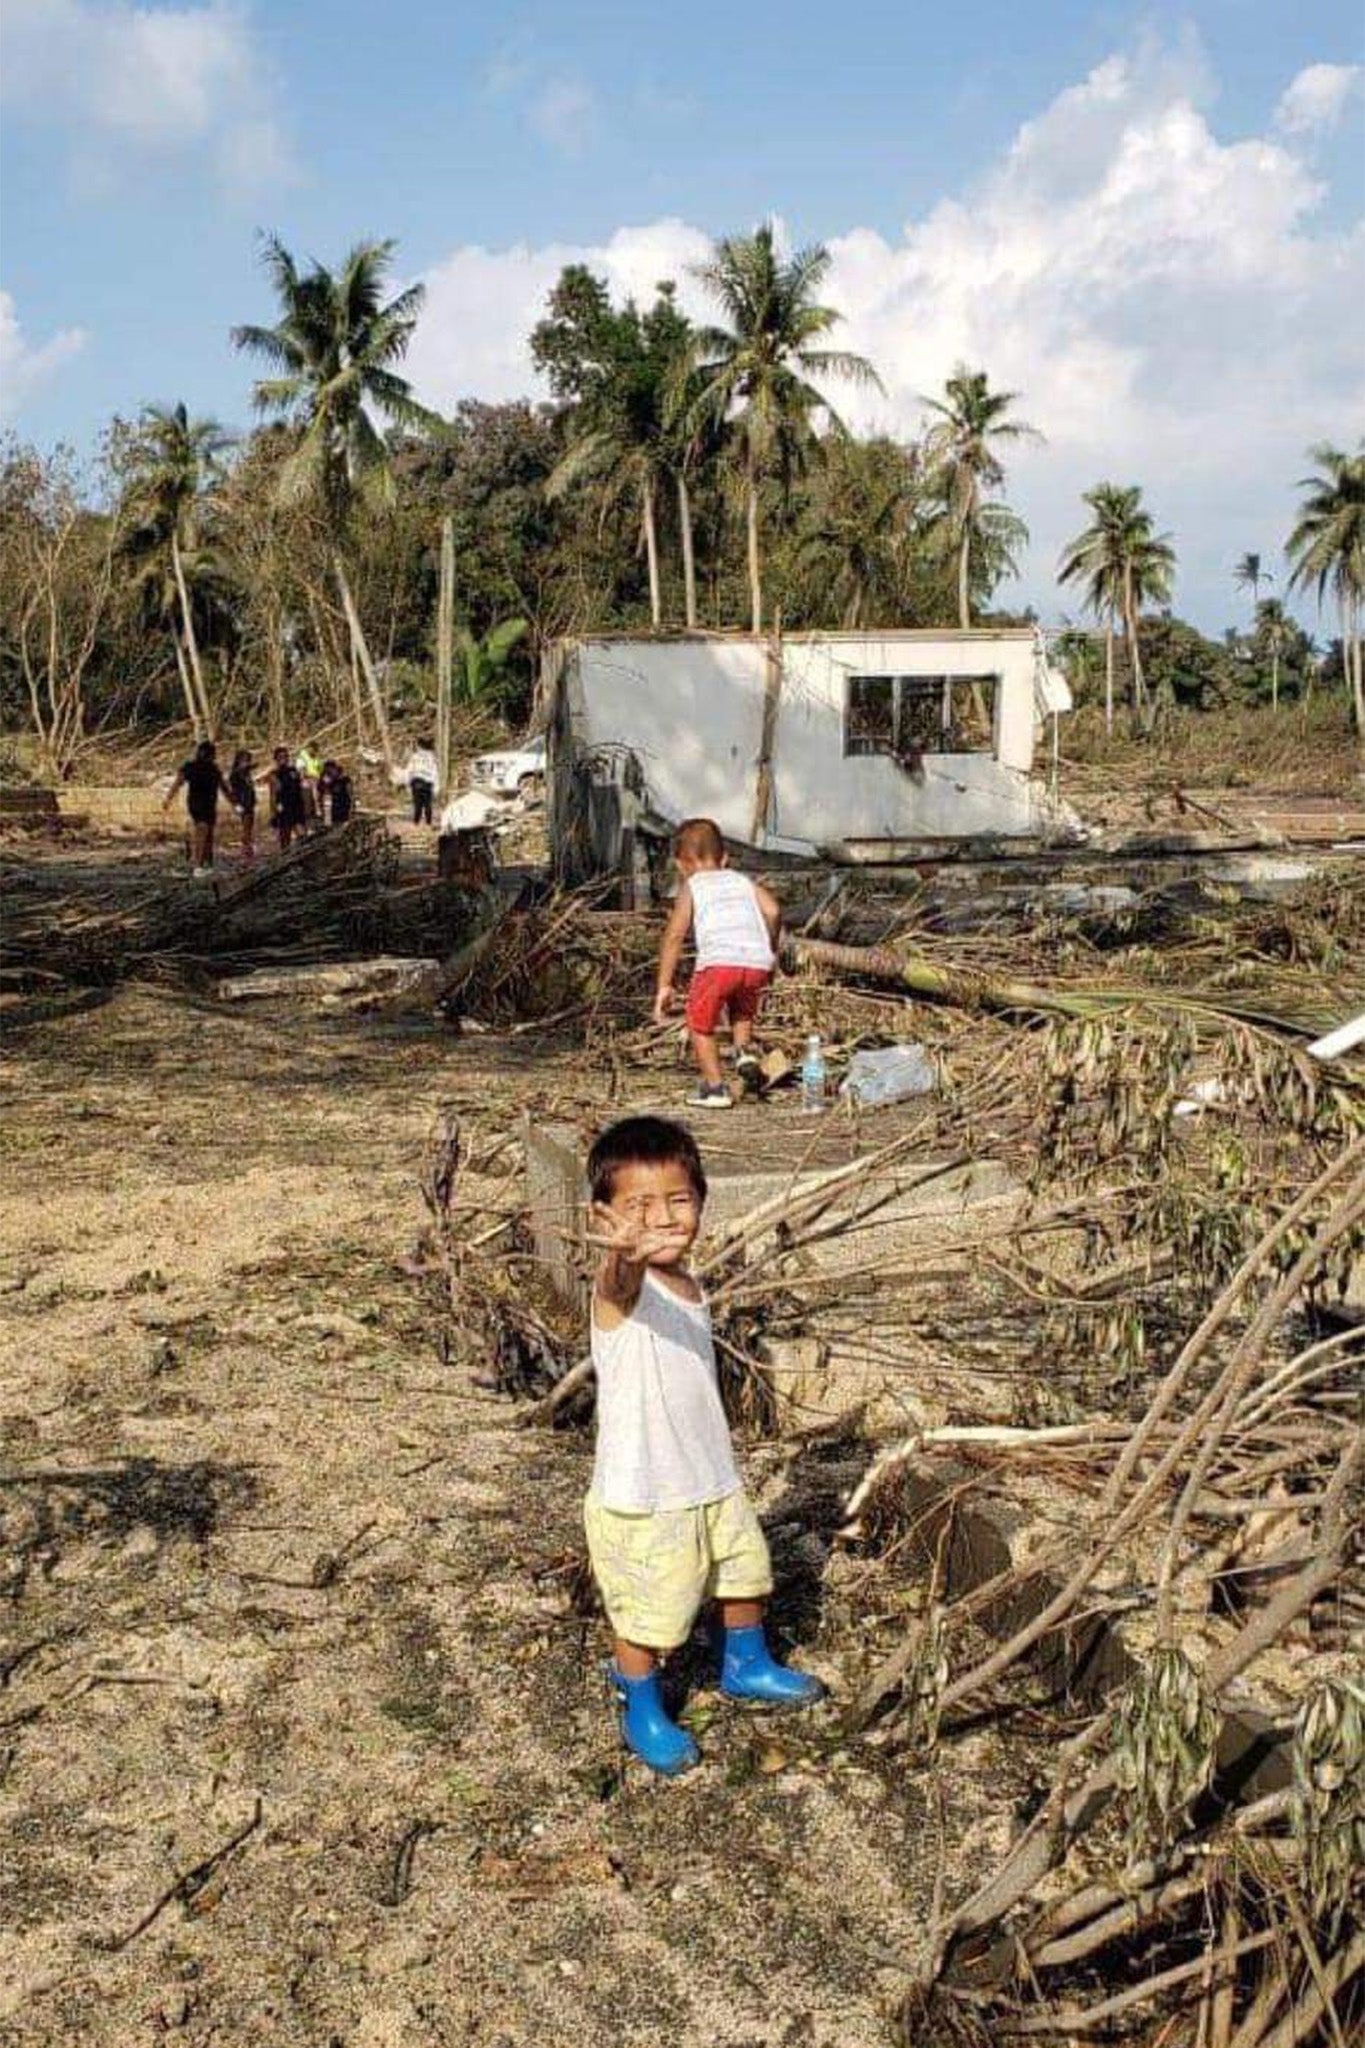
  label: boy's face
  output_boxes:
[602,1159,702,1266]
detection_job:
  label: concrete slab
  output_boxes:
[524,1108,1024,1423]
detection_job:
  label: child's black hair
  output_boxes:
[587,1115,707,1206]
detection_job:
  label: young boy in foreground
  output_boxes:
[653,817,781,1109]
[585,1115,824,1777]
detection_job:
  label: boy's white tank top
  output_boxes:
[688,869,774,973]
[590,1271,741,1512]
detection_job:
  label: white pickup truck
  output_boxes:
[467,734,546,799]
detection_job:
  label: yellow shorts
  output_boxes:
[583,1489,773,1650]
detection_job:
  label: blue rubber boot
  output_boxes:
[720,1625,826,1708]
[611,1667,700,1777]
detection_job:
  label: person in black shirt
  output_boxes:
[163,738,236,875]
[267,746,307,852]
[228,749,258,865]
[319,759,354,825]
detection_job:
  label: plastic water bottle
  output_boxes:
[800,1034,827,1115]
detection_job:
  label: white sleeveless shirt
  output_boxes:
[688,869,774,973]
[590,1271,741,1512]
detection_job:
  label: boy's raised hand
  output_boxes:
[588,1201,685,1274]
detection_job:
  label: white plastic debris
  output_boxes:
[1307,1012,1365,1063]
[840,1043,938,1107]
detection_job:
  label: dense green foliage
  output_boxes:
[0,226,1360,772]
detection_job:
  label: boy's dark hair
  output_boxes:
[196,738,216,760]
[588,1116,707,1206]
[674,816,725,863]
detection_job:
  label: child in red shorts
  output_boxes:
[652,817,781,1109]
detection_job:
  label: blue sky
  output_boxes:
[2,0,1362,629]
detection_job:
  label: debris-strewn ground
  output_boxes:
[0,935,1036,2048]
[3,822,1362,2048]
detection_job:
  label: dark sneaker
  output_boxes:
[686,1082,733,1109]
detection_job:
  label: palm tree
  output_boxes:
[534,273,704,629]
[923,367,1041,629]
[1286,442,1365,734]
[792,438,916,628]
[1233,550,1270,613]
[1058,484,1175,732]
[231,236,442,769]
[120,402,233,736]
[1254,595,1290,711]
[686,222,880,633]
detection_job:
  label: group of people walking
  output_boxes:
[164,739,354,876]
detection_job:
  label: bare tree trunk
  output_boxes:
[267,627,287,740]
[642,477,661,629]
[677,471,697,629]
[347,642,367,753]
[1104,621,1114,738]
[751,630,783,844]
[171,531,212,738]
[746,460,762,635]
[435,515,454,796]
[957,530,971,630]
[171,628,201,738]
[334,552,394,775]
[1348,600,1365,737]
[1123,566,1147,725]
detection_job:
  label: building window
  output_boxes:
[843,674,998,760]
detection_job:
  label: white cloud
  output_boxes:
[0,0,293,196]
[528,75,597,155]
[0,290,86,424]
[1275,62,1361,137]
[407,219,714,408]
[408,37,1365,627]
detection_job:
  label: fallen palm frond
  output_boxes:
[868,1147,1365,2045]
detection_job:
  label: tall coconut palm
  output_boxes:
[686,222,880,633]
[1286,442,1365,734]
[1233,550,1270,613]
[922,367,1041,629]
[231,236,442,768]
[120,402,233,736]
[1058,484,1175,732]
[1254,595,1290,712]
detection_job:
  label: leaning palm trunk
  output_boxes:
[641,477,661,629]
[171,532,212,737]
[677,471,697,629]
[957,529,972,630]
[333,553,394,774]
[171,629,202,739]
[1104,620,1115,737]
[786,935,1330,1037]
[746,459,763,634]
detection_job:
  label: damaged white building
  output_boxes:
[546,629,1076,881]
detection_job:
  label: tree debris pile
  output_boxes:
[0,818,488,990]
[414,861,1365,2045]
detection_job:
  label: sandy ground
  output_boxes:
[0,879,1033,2048]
